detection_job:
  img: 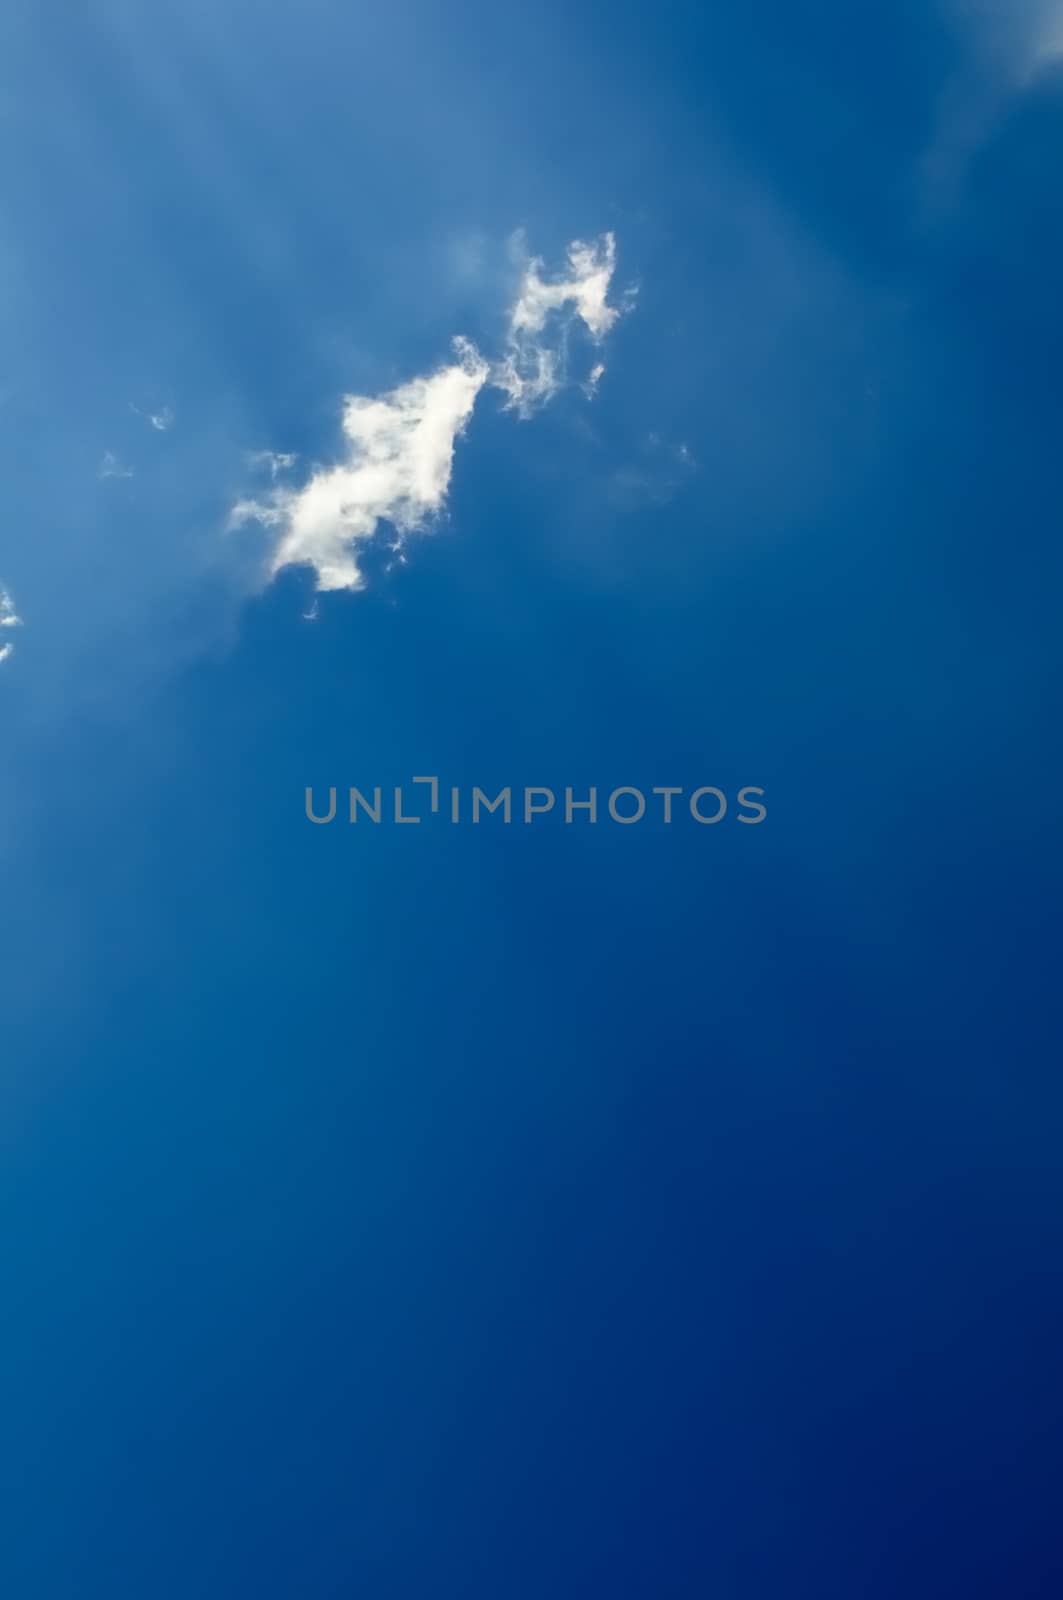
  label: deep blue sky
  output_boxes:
[2,2,1062,1595]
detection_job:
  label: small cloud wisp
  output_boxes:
[1,584,22,665]
[99,451,134,481]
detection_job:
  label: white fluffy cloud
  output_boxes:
[231,234,628,593]
[231,337,489,592]
[495,232,628,415]
[1,584,22,664]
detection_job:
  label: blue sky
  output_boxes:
[3,3,1063,1595]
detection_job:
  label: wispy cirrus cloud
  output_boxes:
[231,233,629,594]
[495,231,631,415]
[247,449,299,481]
[1,584,22,664]
[98,450,133,480]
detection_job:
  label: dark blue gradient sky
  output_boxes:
[2,2,1062,1594]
